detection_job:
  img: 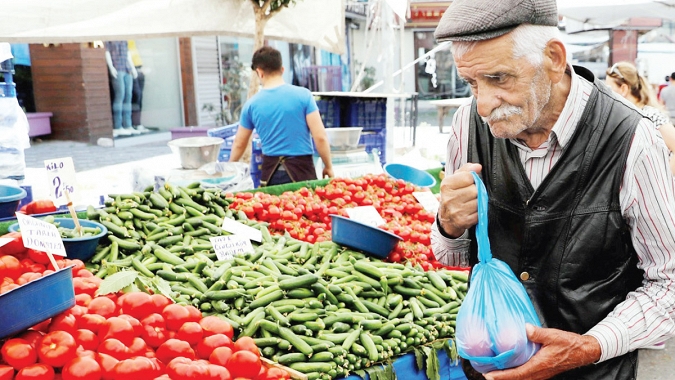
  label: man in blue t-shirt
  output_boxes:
[229,46,333,186]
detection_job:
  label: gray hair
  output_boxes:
[451,24,562,67]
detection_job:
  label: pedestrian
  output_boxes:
[229,46,333,186]
[431,0,675,379]
[660,72,675,123]
[605,61,675,174]
[657,74,669,101]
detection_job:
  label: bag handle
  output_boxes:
[471,171,492,263]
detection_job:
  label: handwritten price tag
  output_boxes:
[44,157,78,207]
[221,218,262,242]
[15,213,67,256]
[210,235,254,261]
[345,206,386,227]
[413,191,440,213]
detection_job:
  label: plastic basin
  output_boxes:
[330,215,402,259]
[384,163,437,188]
[0,185,27,219]
[9,218,108,261]
[168,136,224,169]
[0,266,75,339]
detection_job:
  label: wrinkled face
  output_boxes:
[455,35,552,139]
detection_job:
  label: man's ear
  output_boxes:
[545,39,567,84]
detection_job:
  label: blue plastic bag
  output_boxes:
[455,172,542,373]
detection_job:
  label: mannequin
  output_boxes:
[105,41,139,137]
[128,40,147,133]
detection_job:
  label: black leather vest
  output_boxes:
[467,66,644,380]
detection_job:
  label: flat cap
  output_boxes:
[434,0,558,42]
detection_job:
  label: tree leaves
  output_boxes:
[97,270,138,295]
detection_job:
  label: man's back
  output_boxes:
[661,83,675,119]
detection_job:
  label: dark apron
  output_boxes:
[260,154,317,187]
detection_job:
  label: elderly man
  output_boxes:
[431,0,675,379]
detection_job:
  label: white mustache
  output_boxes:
[481,105,523,124]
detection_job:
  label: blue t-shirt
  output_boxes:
[239,84,318,156]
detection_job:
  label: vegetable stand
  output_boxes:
[0,172,466,380]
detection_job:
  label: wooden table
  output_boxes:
[429,97,472,133]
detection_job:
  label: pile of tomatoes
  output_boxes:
[0,288,288,380]
[227,174,444,270]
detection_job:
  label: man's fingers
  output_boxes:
[526,324,548,345]
[457,162,482,174]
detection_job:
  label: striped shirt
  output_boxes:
[431,66,675,362]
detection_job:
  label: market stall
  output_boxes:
[0,172,471,380]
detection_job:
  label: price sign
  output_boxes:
[413,191,440,213]
[210,235,254,261]
[44,157,78,207]
[15,213,67,257]
[345,206,386,227]
[0,238,12,248]
[221,218,262,243]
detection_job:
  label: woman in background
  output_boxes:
[606,61,675,175]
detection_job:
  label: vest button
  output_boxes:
[520,272,530,281]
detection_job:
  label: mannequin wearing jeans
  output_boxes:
[105,41,138,137]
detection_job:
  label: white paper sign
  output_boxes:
[413,191,440,213]
[210,235,254,261]
[0,238,13,248]
[221,218,262,242]
[345,206,386,227]
[44,157,79,207]
[15,213,67,256]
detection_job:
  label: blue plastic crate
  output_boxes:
[251,172,262,188]
[317,97,341,128]
[345,98,386,131]
[218,148,231,162]
[208,124,239,152]
[223,135,235,149]
[359,129,386,165]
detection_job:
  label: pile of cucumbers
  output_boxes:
[83,183,468,379]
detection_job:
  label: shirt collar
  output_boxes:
[549,64,585,149]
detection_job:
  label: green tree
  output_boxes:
[246,0,298,99]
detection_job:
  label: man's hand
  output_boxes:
[110,67,118,79]
[322,166,334,179]
[438,163,482,238]
[484,324,602,380]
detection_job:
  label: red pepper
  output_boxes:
[0,232,26,256]
[24,200,57,215]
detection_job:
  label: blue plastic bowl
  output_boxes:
[0,266,75,339]
[9,218,108,261]
[330,215,402,258]
[384,163,437,188]
[0,185,27,219]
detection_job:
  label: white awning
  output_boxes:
[0,0,346,54]
[558,0,675,33]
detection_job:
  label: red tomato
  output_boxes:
[227,350,261,378]
[176,322,203,346]
[161,304,190,332]
[37,331,77,368]
[113,356,160,379]
[260,367,290,380]
[61,356,101,380]
[78,314,106,334]
[232,336,258,355]
[184,305,201,324]
[207,346,232,367]
[87,297,116,319]
[127,337,149,357]
[73,330,99,352]
[98,317,135,347]
[165,357,209,380]
[0,255,22,280]
[15,363,54,380]
[17,331,44,349]
[116,315,143,337]
[72,278,98,298]
[0,365,14,380]
[198,316,233,339]
[74,293,92,307]
[2,339,37,370]
[155,339,195,364]
[97,339,129,362]
[0,232,26,256]
[140,314,168,349]
[26,250,50,265]
[95,353,118,380]
[196,334,233,360]
[119,292,153,320]
[149,295,171,315]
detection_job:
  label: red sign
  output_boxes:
[407,2,451,28]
